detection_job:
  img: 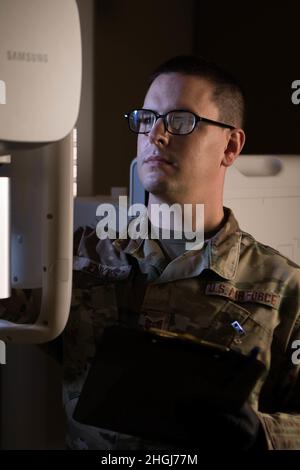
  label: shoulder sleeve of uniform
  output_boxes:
[241,231,300,269]
[257,269,300,449]
[257,321,300,449]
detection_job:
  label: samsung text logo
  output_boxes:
[0,79,6,104]
[291,80,300,105]
[6,50,48,63]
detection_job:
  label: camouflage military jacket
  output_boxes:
[64,207,300,450]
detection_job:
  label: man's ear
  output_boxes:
[221,128,246,167]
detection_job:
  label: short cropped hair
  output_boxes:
[149,55,245,128]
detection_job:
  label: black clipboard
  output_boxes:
[73,325,265,444]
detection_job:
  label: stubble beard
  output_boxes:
[143,173,187,201]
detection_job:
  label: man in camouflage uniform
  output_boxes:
[63,55,300,450]
[3,55,298,449]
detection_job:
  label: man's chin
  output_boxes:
[145,187,169,197]
[138,163,174,191]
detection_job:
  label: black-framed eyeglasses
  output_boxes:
[124,109,235,135]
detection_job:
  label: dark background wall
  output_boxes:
[193,3,299,155]
[93,0,196,195]
[77,0,300,196]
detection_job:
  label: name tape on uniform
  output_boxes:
[205,282,280,308]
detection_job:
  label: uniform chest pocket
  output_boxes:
[203,300,273,359]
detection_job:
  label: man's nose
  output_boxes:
[148,118,170,146]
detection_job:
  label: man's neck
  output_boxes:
[147,193,225,234]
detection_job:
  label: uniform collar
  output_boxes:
[113,207,242,282]
[208,207,242,280]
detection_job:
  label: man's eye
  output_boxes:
[141,116,152,124]
[170,115,185,129]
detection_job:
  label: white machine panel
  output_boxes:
[224,155,300,264]
[0,177,10,298]
[0,0,81,147]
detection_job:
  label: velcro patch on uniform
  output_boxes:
[205,282,280,308]
[73,256,132,281]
